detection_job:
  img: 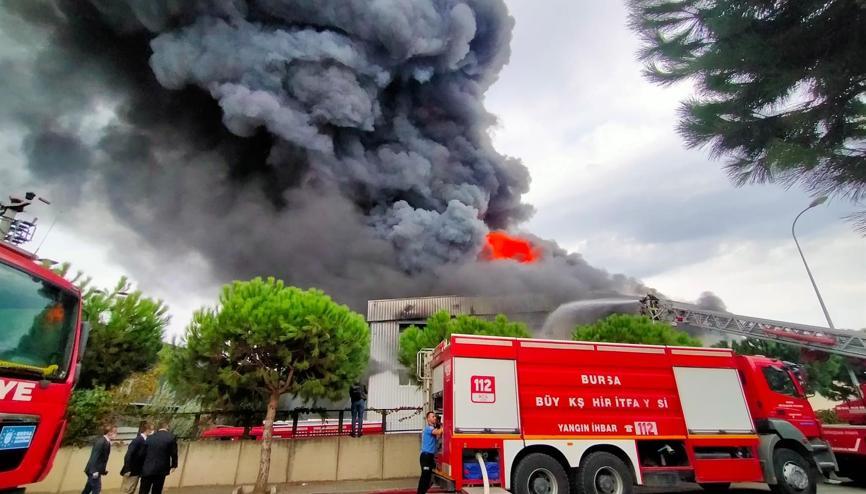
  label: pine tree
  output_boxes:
[630,0,866,226]
[50,263,168,389]
[167,278,370,494]
[399,311,531,381]
[572,314,702,347]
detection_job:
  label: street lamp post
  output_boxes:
[792,198,863,397]
[791,196,834,329]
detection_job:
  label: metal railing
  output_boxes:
[113,406,424,441]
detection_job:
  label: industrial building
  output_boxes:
[365,295,554,431]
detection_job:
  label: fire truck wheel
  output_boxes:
[770,448,816,494]
[513,453,571,494]
[575,452,634,494]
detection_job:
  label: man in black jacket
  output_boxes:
[139,421,178,494]
[120,421,152,494]
[349,381,367,437]
[82,424,117,494]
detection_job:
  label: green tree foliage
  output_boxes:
[50,263,169,389]
[111,356,201,439]
[816,408,841,425]
[48,264,170,445]
[630,1,866,225]
[167,278,369,494]
[80,278,168,389]
[63,387,116,447]
[399,311,532,380]
[573,314,702,347]
[713,338,856,400]
[64,359,201,445]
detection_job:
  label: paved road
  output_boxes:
[809,481,863,494]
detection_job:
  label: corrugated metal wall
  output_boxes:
[368,320,425,431]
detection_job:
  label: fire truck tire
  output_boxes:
[769,448,816,494]
[513,453,571,494]
[575,452,634,494]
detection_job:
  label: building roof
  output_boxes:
[366,294,555,323]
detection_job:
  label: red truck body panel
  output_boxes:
[430,335,776,491]
[822,425,866,455]
[824,381,866,480]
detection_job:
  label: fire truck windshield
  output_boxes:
[0,260,78,380]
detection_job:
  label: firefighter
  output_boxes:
[416,411,443,494]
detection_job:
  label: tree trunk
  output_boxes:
[254,389,280,494]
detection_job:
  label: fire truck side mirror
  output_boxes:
[78,321,91,363]
[73,364,82,388]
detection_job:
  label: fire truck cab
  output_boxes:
[422,334,835,494]
[0,196,87,492]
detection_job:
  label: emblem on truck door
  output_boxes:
[470,375,496,403]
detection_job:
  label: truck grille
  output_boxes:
[0,449,28,473]
[0,416,39,473]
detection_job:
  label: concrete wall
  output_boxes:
[30,434,421,493]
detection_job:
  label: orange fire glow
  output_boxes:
[483,231,540,263]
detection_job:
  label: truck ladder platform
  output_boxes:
[641,297,866,358]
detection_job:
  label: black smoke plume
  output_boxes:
[0,0,649,315]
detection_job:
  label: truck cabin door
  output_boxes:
[758,363,820,438]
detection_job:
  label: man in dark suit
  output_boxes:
[120,421,152,494]
[82,424,117,494]
[139,421,178,494]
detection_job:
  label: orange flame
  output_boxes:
[483,231,540,263]
[44,304,64,325]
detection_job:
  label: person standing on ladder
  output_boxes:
[349,381,367,437]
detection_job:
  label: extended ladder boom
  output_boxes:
[641,296,866,359]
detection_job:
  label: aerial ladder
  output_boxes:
[640,294,866,359]
[641,294,866,415]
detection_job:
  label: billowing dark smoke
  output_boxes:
[696,291,726,312]
[0,0,647,313]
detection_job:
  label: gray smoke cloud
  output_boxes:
[696,290,727,312]
[0,0,650,315]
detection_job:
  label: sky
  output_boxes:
[3,0,864,337]
[486,0,865,330]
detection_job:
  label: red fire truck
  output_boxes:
[0,194,87,492]
[821,386,866,483]
[640,297,866,485]
[421,333,836,494]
